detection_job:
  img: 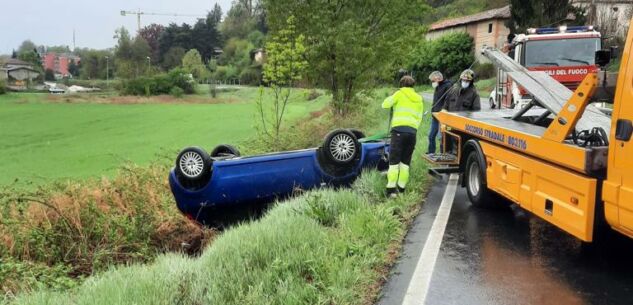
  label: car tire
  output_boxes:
[322,129,361,165]
[348,129,366,141]
[210,144,241,158]
[176,147,212,182]
[464,151,493,208]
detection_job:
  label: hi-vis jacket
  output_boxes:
[382,87,424,130]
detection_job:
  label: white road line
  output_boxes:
[402,174,459,305]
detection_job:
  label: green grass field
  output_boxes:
[0,88,327,187]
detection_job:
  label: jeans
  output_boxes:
[427,117,442,154]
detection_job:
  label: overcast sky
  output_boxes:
[0,0,233,55]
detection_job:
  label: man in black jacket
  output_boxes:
[444,69,481,112]
[427,71,452,154]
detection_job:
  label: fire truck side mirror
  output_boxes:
[595,50,612,68]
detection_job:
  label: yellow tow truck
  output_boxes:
[430,20,633,242]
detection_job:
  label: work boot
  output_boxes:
[385,188,398,199]
[398,187,406,194]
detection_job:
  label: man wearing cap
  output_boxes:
[444,69,481,112]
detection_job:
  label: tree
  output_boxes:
[256,16,308,147]
[46,45,72,53]
[68,59,80,78]
[75,49,112,79]
[409,32,475,81]
[114,27,151,78]
[44,69,56,81]
[182,49,207,79]
[210,3,223,24]
[221,1,257,39]
[507,0,586,33]
[139,24,165,64]
[162,47,187,70]
[18,50,42,68]
[159,23,194,66]
[265,0,428,114]
[17,40,37,54]
[192,14,222,62]
[131,36,152,76]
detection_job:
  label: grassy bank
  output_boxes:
[0,88,327,187]
[6,136,431,305]
[2,88,434,303]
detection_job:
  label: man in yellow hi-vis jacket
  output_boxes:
[382,75,424,198]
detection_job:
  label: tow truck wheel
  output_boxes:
[465,151,492,207]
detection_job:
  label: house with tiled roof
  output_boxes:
[426,5,512,61]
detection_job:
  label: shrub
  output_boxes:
[306,89,322,101]
[213,65,239,82]
[0,80,6,95]
[239,68,262,85]
[0,164,215,297]
[410,32,475,81]
[472,62,496,80]
[170,86,184,98]
[121,69,194,96]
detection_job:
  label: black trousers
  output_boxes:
[389,130,417,166]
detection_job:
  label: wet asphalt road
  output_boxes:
[378,178,633,305]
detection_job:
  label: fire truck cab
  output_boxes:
[493,26,602,109]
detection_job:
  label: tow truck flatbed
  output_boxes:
[436,108,608,175]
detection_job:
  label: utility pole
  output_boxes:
[105,56,110,88]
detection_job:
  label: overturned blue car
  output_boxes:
[169,129,389,226]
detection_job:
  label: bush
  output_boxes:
[0,80,6,95]
[410,32,475,82]
[0,164,215,297]
[121,69,194,96]
[239,68,262,85]
[306,89,322,101]
[472,62,496,80]
[170,86,184,98]
[213,65,239,82]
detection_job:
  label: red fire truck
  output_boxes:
[491,26,602,109]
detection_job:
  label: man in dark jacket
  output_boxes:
[444,69,481,112]
[427,71,452,154]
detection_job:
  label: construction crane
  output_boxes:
[120,9,206,31]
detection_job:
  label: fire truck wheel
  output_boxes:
[465,151,493,207]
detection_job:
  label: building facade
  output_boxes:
[42,53,80,78]
[427,6,512,62]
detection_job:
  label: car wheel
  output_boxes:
[348,129,366,140]
[464,151,493,208]
[323,129,361,165]
[176,147,212,182]
[210,144,241,158]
